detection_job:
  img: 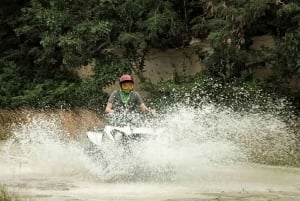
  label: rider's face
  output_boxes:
[121,82,134,90]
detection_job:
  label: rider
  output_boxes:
[105,74,154,117]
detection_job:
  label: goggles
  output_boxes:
[121,82,134,90]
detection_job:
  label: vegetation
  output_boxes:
[0,186,21,201]
[0,0,300,110]
[143,73,294,115]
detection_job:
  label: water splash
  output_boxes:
[1,114,101,178]
[0,103,298,182]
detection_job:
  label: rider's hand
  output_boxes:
[150,109,156,115]
[107,109,114,114]
[147,108,156,116]
[105,110,114,119]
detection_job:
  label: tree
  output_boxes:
[0,0,299,109]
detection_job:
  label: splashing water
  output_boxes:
[0,103,298,183]
[0,114,100,178]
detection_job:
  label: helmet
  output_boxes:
[119,74,134,84]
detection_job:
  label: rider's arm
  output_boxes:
[105,90,118,114]
[134,91,155,114]
[105,102,114,114]
[140,103,156,114]
[140,103,149,112]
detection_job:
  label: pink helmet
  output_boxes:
[119,74,134,84]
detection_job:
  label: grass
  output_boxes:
[0,131,10,140]
[0,186,22,201]
[0,110,13,140]
[0,109,24,140]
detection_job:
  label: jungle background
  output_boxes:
[1,0,300,109]
[0,0,300,119]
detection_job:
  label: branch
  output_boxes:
[91,35,112,55]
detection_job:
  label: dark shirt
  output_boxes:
[107,90,144,126]
[108,89,144,113]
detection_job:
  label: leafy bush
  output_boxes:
[143,72,294,116]
[0,185,21,201]
[0,60,22,108]
[1,0,300,111]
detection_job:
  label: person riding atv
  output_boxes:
[86,75,160,160]
[105,74,155,126]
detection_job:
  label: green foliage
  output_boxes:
[274,2,300,76]
[140,1,178,40]
[190,0,300,107]
[0,0,300,110]
[277,28,300,75]
[249,2,300,107]
[144,73,290,115]
[15,0,113,68]
[0,60,22,108]
[72,78,108,111]
[10,80,77,108]
[118,32,147,51]
[93,58,132,88]
[70,58,132,110]
[0,185,21,201]
[277,2,300,24]
[194,0,275,82]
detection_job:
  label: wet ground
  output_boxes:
[4,180,300,201]
[1,159,300,201]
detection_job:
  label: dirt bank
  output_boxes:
[0,109,106,139]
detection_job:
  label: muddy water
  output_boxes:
[1,106,300,201]
[1,161,300,201]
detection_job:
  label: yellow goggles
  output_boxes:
[121,82,134,90]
